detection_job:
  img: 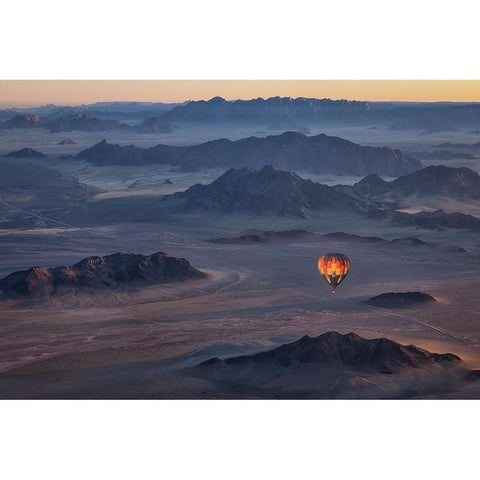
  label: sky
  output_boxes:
[1,80,480,107]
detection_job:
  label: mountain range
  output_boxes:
[165,165,480,228]
[0,252,206,299]
[207,230,466,252]
[0,113,173,133]
[4,97,480,131]
[158,97,480,131]
[0,101,182,121]
[77,132,422,176]
[160,96,373,126]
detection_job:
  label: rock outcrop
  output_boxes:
[0,252,206,298]
[366,292,436,307]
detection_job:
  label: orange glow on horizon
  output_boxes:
[1,80,480,107]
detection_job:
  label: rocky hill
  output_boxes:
[0,252,206,299]
[367,292,436,307]
[77,131,421,176]
[192,331,462,398]
[77,139,145,164]
[171,165,362,217]
[200,332,458,372]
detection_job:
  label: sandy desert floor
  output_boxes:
[0,218,479,398]
[1,125,480,398]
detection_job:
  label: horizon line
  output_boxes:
[3,95,480,109]
[2,80,480,106]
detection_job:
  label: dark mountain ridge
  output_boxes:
[160,96,480,131]
[171,165,362,218]
[77,132,422,177]
[160,96,374,125]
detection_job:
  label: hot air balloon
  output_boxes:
[317,253,350,293]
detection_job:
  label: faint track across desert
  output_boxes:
[0,200,77,229]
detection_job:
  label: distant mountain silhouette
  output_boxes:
[433,141,480,150]
[160,96,373,125]
[407,150,475,161]
[208,229,316,244]
[171,165,362,218]
[346,166,480,204]
[77,139,145,164]
[207,229,466,251]
[368,208,480,230]
[5,98,480,131]
[0,109,18,120]
[321,232,467,252]
[8,101,182,122]
[200,331,460,374]
[46,114,129,132]
[58,138,77,145]
[385,103,480,131]
[77,132,421,176]
[134,117,172,133]
[0,114,43,129]
[0,252,206,299]
[3,147,47,158]
[160,97,480,132]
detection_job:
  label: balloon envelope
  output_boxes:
[317,253,351,293]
